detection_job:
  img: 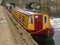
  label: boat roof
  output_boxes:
[14,7,39,15]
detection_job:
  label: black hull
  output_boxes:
[31,33,54,44]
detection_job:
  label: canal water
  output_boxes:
[39,28,60,45]
[53,28,60,45]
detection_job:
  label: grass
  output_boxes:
[20,33,23,35]
[8,15,19,30]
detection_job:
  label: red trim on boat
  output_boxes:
[28,27,54,35]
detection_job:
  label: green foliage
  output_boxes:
[2,0,60,17]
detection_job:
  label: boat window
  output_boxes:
[29,16,33,24]
[19,14,21,19]
[22,16,25,22]
[44,16,48,24]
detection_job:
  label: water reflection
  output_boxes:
[39,39,55,45]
